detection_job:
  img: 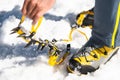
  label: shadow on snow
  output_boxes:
[0,5,78,68]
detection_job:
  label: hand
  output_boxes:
[21,0,55,24]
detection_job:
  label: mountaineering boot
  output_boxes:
[67,38,119,74]
[76,8,94,28]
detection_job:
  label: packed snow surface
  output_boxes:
[0,0,120,80]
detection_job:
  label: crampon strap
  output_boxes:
[10,15,90,66]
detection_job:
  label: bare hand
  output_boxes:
[22,0,55,24]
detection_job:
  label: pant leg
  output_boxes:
[92,0,120,48]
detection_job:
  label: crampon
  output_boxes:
[10,15,72,66]
[10,9,94,66]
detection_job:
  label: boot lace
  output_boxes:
[74,46,108,62]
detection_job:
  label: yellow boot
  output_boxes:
[67,41,119,74]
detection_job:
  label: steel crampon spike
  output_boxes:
[10,27,21,34]
[40,44,46,50]
[24,39,39,48]
[36,38,43,50]
[36,39,50,51]
[21,32,36,40]
[37,42,43,50]
[10,15,25,34]
[40,39,50,50]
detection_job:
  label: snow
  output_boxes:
[0,0,120,80]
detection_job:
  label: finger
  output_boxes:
[27,0,37,16]
[29,3,42,19]
[28,5,38,19]
[32,11,44,25]
[21,0,30,15]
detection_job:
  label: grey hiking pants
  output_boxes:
[91,0,120,48]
